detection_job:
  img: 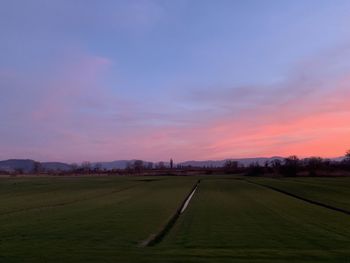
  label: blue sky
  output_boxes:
[1,0,350,162]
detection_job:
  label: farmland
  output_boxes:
[0,176,350,262]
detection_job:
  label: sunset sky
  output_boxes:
[1,0,350,162]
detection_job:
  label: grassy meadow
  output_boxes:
[0,176,350,262]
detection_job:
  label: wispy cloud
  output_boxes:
[1,45,350,162]
[1,1,350,162]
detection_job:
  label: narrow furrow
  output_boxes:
[140,180,200,247]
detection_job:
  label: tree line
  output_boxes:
[223,150,350,177]
[2,151,350,176]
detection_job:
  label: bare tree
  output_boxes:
[281,156,299,177]
[270,159,282,174]
[81,161,91,172]
[32,162,42,174]
[346,150,350,159]
[224,160,238,173]
[126,162,132,170]
[146,162,154,170]
[71,163,78,172]
[157,161,165,169]
[264,161,270,168]
[305,157,323,176]
[271,159,282,168]
[134,160,144,172]
[246,162,263,176]
[94,163,102,172]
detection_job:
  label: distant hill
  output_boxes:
[92,160,131,170]
[331,157,345,162]
[0,159,36,173]
[41,162,72,172]
[0,160,73,173]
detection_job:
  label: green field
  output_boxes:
[253,177,350,211]
[0,176,350,262]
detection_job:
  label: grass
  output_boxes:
[160,179,350,260]
[254,177,350,211]
[0,176,350,262]
[0,176,196,262]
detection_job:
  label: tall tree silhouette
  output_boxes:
[346,150,350,159]
[281,156,299,177]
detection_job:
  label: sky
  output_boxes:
[1,0,350,163]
